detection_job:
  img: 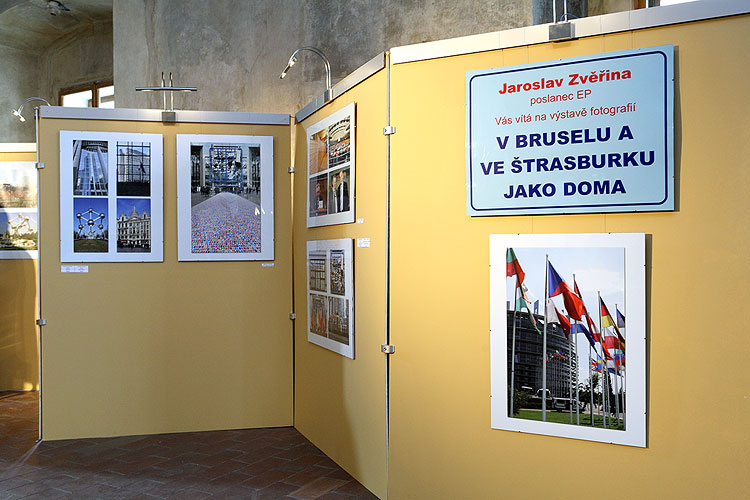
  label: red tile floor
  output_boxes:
[0,392,378,499]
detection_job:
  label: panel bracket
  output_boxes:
[383,126,396,136]
[35,162,45,170]
[288,166,295,174]
[381,344,395,354]
[289,313,296,320]
[36,319,47,326]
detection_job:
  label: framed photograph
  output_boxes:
[176,134,274,261]
[59,131,163,262]
[306,103,355,227]
[306,238,354,358]
[0,161,38,259]
[489,233,646,447]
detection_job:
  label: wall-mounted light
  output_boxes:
[11,97,52,123]
[280,47,333,102]
[136,72,197,118]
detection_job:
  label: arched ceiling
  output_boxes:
[0,0,111,52]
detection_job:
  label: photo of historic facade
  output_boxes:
[0,162,36,208]
[116,199,151,252]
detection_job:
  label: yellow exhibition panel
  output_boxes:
[293,68,388,499]
[0,149,38,392]
[388,15,750,500]
[37,118,293,440]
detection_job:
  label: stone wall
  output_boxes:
[113,0,533,114]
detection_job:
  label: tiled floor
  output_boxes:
[0,392,378,499]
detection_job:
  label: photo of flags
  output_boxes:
[504,245,627,431]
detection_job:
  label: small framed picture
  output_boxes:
[306,103,355,227]
[0,161,38,259]
[306,238,354,358]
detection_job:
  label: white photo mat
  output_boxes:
[0,161,38,259]
[489,233,646,447]
[306,103,356,228]
[59,131,164,262]
[176,134,274,261]
[306,238,354,359]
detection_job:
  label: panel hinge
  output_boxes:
[381,344,395,354]
[288,166,295,174]
[35,162,45,170]
[383,126,396,136]
[36,319,47,326]
[289,313,296,320]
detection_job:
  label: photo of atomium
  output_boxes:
[73,197,108,253]
[0,212,37,251]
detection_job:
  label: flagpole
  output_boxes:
[574,323,580,425]
[588,345,594,426]
[568,332,573,424]
[598,291,608,429]
[617,303,626,430]
[612,354,621,428]
[542,254,549,422]
[509,274,519,417]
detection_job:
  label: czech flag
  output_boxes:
[547,261,584,321]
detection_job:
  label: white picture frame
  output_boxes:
[0,161,38,259]
[306,238,354,359]
[176,134,274,261]
[59,131,164,262]
[306,103,355,228]
[489,233,646,447]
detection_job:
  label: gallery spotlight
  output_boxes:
[11,97,51,122]
[280,47,333,102]
[47,0,70,16]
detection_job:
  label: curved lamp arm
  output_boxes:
[280,46,333,101]
[12,97,52,123]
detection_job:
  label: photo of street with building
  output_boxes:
[189,142,262,253]
[310,294,327,336]
[0,162,36,208]
[309,251,327,292]
[504,245,627,431]
[327,297,350,344]
[0,211,37,251]
[116,199,151,253]
[116,142,151,196]
[72,197,108,252]
[306,238,355,358]
[73,140,108,196]
[330,249,345,295]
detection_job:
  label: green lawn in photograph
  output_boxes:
[514,409,625,430]
[74,239,108,252]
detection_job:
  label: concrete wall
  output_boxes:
[0,21,113,143]
[113,0,533,114]
[0,46,41,143]
[41,20,114,105]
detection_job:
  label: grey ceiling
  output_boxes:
[0,0,111,52]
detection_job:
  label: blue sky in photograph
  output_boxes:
[73,197,108,228]
[506,246,625,382]
[117,198,150,218]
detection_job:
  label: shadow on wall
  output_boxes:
[0,258,38,391]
